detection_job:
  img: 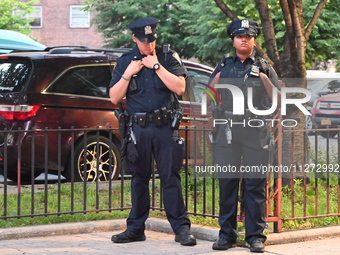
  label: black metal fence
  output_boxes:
[1,126,340,233]
[279,128,340,224]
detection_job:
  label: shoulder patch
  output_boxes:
[172,52,182,66]
[112,62,118,73]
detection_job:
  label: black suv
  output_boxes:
[0,47,213,182]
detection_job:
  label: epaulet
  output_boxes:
[257,57,269,65]
[168,49,176,54]
[221,55,233,67]
[121,49,133,58]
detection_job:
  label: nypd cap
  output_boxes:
[128,17,160,43]
[227,19,261,38]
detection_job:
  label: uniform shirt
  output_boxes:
[109,46,187,115]
[210,51,280,111]
[210,51,280,88]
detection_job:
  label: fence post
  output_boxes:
[272,111,283,232]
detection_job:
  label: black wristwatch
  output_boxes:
[153,63,160,70]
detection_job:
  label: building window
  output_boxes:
[70,5,90,28]
[13,6,42,28]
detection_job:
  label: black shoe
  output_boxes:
[175,229,197,246]
[212,238,236,250]
[111,230,146,243]
[249,239,265,253]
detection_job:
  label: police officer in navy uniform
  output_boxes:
[209,20,281,253]
[109,17,196,246]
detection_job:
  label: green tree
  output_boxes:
[0,0,36,36]
[304,0,340,69]
[84,0,195,57]
[86,0,338,70]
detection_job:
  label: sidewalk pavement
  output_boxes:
[0,218,340,254]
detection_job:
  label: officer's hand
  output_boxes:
[124,60,143,79]
[141,49,159,69]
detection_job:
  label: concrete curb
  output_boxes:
[265,225,340,245]
[0,219,126,240]
[1,217,340,246]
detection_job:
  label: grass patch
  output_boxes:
[0,182,131,228]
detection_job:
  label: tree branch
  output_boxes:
[288,0,306,73]
[213,0,238,20]
[305,0,328,40]
[280,0,294,53]
[254,0,280,68]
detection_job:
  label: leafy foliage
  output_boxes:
[86,0,338,68]
[304,0,340,68]
[0,0,36,36]
[85,0,192,57]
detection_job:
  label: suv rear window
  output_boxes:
[0,59,32,93]
[46,65,111,98]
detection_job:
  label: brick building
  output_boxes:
[19,0,104,48]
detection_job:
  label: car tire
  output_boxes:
[65,135,121,182]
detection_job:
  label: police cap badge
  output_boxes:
[128,17,160,43]
[227,19,261,38]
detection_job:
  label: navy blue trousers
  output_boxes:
[125,122,190,235]
[212,125,268,244]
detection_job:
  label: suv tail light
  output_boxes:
[0,105,40,121]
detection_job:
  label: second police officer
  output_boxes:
[208,19,281,253]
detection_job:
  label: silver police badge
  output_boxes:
[144,25,152,35]
[241,20,249,28]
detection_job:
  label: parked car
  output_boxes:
[0,47,213,182]
[310,91,340,138]
[306,71,340,109]
[305,71,340,132]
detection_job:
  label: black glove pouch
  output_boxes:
[135,112,148,128]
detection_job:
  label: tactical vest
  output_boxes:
[219,56,270,112]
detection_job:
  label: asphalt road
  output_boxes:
[0,173,64,182]
[308,133,338,154]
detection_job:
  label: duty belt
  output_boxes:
[132,113,155,124]
[132,107,171,128]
